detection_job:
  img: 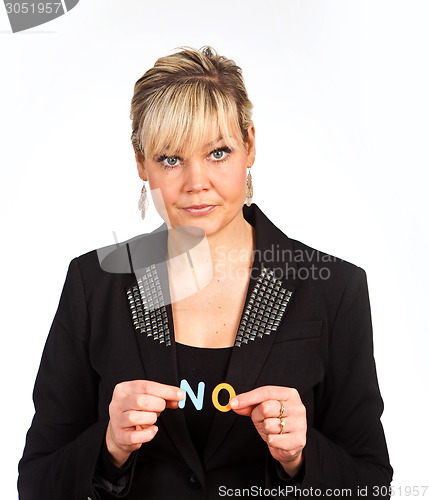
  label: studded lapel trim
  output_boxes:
[126,264,293,350]
[126,264,171,346]
[235,266,293,347]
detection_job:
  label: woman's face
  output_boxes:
[135,125,255,238]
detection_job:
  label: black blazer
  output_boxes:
[18,204,393,499]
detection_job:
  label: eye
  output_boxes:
[165,156,180,167]
[209,146,232,162]
[156,154,182,170]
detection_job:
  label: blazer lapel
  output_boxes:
[203,204,298,465]
[125,231,205,484]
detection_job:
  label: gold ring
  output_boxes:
[279,418,285,434]
[278,400,284,419]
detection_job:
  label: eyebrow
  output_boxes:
[204,136,224,149]
[160,136,224,155]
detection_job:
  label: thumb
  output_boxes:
[230,397,254,416]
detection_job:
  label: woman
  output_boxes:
[18,46,393,499]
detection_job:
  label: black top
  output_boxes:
[176,342,234,461]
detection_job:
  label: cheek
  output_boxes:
[146,180,177,224]
[146,168,162,189]
[223,165,247,197]
[147,170,174,197]
[150,184,176,210]
[145,171,178,215]
[235,165,248,183]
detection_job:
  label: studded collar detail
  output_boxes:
[125,204,296,348]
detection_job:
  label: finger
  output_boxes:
[230,386,298,411]
[266,432,306,455]
[260,417,297,435]
[118,390,184,413]
[166,399,180,409]
[118,410,159,429]
[114,393,167,413]
[117,425,159,448]
[230,405,255,417]
[251,400,286,423]
[136,380,185,401]
[116,380,185,403]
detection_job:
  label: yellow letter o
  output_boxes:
[212,383,236,412]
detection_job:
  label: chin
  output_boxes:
[187,220,217,234]
[173,217,218,237]
[172,205,241,236]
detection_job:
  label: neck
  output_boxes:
[207,215,255,268]
[165,210,255,294]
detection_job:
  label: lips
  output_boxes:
[182,204,216,216]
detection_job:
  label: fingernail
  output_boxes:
[230,398,238,408]
[177,390,185,399]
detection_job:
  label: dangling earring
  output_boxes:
[245,168,253,207]
[138,182,149,219]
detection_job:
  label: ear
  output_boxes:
[246,125,256,168]
[134,147,147,181]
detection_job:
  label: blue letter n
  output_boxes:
[179,379,205,410]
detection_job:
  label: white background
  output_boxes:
[1,1,428,498]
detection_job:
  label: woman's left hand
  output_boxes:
[230,386,307,477]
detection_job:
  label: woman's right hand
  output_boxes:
[106,380,184,467]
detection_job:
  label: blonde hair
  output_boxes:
[130,46,253,160]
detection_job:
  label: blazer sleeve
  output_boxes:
[17,258,135,500]
[302,267,393,498]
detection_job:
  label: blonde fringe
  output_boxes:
[130,46,253,160]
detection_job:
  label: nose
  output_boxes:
[183,157,210,193]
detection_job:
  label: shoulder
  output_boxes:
[288,236,364,283]
[65,232,153,296]
[250,204,366,291]
[273,236,371,330]
[285,237,369,312]
[70,222,169,282]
